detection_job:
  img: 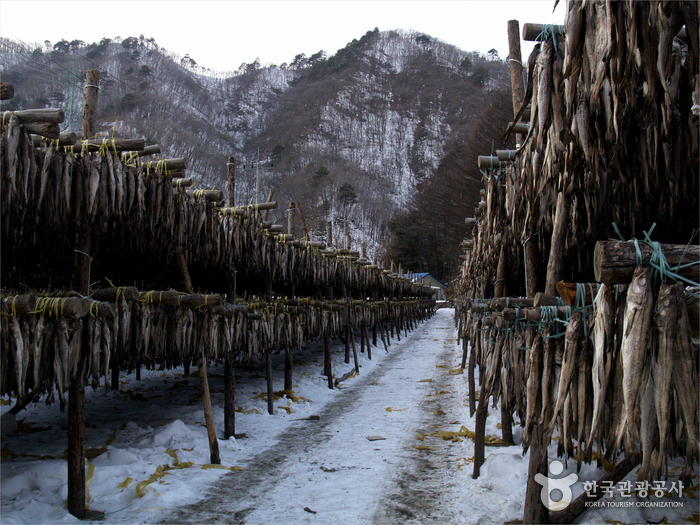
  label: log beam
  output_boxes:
[594,240,699,284]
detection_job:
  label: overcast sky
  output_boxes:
[1,0,565,74]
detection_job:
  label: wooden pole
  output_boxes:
[507,19,526,145]
[324,333,333,389]
[523,426,550,524]
[294,200,310,241]
[468,322,478,417]
[494,245,507,299]
[344,325,351,364]
[67,376,86,519]
[82,70,99,140]
[227,157,235,207]
[224,346,236,439]
[198,355,220,464]
[261,188,275,222]
[266,350,274,415]
[350,326,359,374]
[224,268,237,439]
[545,192,570,296]
[177,246,220,464]
[524,236,540,298]
[472,381,488,478]
[364,324,372,360]
[284,347,293,392]
[287,202,295,237]
[66,69,102,519]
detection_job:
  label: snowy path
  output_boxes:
[162,309,474,524]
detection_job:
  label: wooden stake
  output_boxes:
[266,350,274,415]
[284,347,293,392]
[364,324,372,360]
[460,334,469,369]
[82,70,99,140]
[360,323,366,353]
[224,348,236,439]
[507,19,526,144]
[198,356,220,464]
[495,245,507,298]
[177,246,220,464]
[545,192,570,296]
[344,325,351,364]
[524,235,540,298]
[350,326,359,374]
[67,377,86,519]
[287,202,295,237]
[523,425,550,524]
[324,333,333,389]
[66,69,100,519]
[472,381,488,479]
[294,200,310,241]
[226,157,235,207]
[225,267,237,439]
[468,328,477,417]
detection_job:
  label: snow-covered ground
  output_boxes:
[1,309,698,524]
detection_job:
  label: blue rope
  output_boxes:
[536,24,564,52]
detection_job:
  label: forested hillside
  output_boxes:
[0,29,514,280]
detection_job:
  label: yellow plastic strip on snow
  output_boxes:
[119,477,133,489]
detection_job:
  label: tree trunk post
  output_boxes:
[266,349,274,415]
[224,347,236,439]
[545,192,570,296]
[177,246,220,464]
[472,381,488,479]
[524,235,539,298]
[82,70,99,140]
[284,347,293,392]
[364,324,372,360]
[350,326,359,374]
[226,157,235,208]
[287,201,295,237]
[524,425,550,524]
[468,324,478,417]
[344,325,351,364]
[66,69,101,519]
[67,376,86,519]
[507,19,526,144]
[495,244,508,298]
[324,333,333,389]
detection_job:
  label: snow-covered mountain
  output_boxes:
[0,30,511,256]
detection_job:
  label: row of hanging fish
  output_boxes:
[1,119,432,302]
[458,270,699,484]
[458,0,698,302]
[0,294,435,409]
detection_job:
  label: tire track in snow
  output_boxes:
[159,309,464,524]
[372,313,470,524]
